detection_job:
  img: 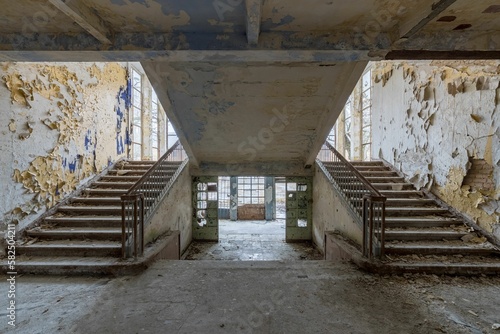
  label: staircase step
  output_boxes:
[385,217,463,228]
[343,189,423,198]
[26,227,122,241]
[385,207,450,216]
[83,188,128,196]
[100,175,143,181]
[364,176,406,183]
[379,190,424,198]
[58,205,122,215]
[16,240,122,257]
[349,161,385,166]
[384,230,468,241]
[108,169,150,176]
[385,242,499,256]
[385,198,437,206]
[371,183,415,190]
[44,216,122,227]
[358,170,399,176]
[124,160,156,165]
[71,197,121,205]
[91,181,135,189]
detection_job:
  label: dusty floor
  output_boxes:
[1,261,500,334]
[184,220,323,261]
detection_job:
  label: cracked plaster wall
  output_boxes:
[372,60,500,239]
[0,62,130,232]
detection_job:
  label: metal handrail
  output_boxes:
[127,140,182,195]
[121,140,187,258]
[319,142,386,259]
[324,141,382,196]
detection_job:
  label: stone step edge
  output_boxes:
[0,231,180,276]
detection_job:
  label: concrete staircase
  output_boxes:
[12,160,182,275]
[324,160,500,275]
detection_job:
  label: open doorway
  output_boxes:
[218,176,285,242]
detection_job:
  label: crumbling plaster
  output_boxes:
[372,60,500,237]
[1,62,130,231]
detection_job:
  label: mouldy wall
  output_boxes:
[313,164,362,252]
[145,164,192,254]
[372,60,500,239]
[0,62,130,232]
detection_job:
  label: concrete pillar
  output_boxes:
[336,109,346,156]
[230,176,238,221]
[351,82,363,161]
[264,177,275,221]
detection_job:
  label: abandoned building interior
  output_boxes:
[1,0,500,332]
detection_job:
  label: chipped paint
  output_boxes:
[373,60,500,234]
[1,62,129,230]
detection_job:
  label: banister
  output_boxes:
[324,141,383,198]
[126,140,181,196]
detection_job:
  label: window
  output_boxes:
[167,118,178,149]
[361,70,372,161]
[237,177,265,205]
[131,69,142,160]
[151,90,159,160]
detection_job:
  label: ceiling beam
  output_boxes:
[398,0,457,39]
[386,50,500,60]
[0,49,382,63]
[47,0,112,44]
[0,31,391,53]
[245,0,262,46]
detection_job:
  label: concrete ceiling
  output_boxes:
[1,0,499,175]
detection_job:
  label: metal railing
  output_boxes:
[317,141,386,259]
[121,141,188,258]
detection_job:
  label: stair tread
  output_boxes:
[385,230,467,235]
[385,217,459,221]
[17,240,121,248]
[12,255,126,266]
[59,205,122,209]
[385,207,448,211]
[46,216,122,221]
[28,227,122,233]
[386,242,497,250]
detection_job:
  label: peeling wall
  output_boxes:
[1,62,130,231]
[372,60,500,239]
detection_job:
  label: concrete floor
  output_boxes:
[2,261,500,334]
[2,221,499,333]
[184,220,323,261]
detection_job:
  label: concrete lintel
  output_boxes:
[386,50,500,60]
[0,31,392,53]
[393,30,500,52]
[398,0,457,39]
[245,0,262,46]
[0,49,383,63]
[47,0,112,44]
[190,161,314,177]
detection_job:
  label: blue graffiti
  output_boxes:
[117,78,132,110]
[84,130,93,150]
[125,127,132,145]
[117,135,125,155]
[68,159,77,173]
